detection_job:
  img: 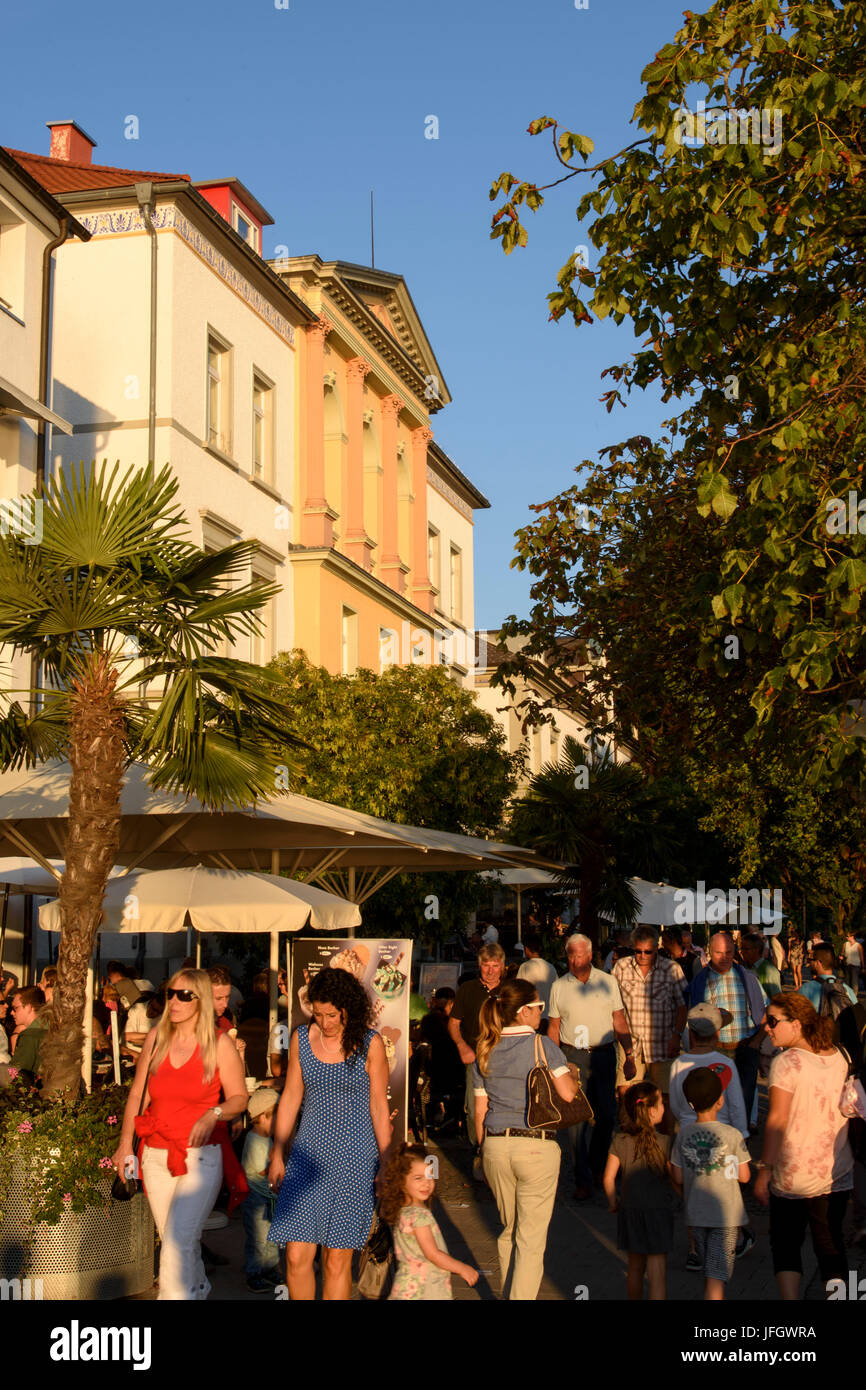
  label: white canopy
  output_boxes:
[38,866,362,936]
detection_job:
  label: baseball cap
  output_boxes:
[687,1002,733,1037]
[248,1087,279,1119]
[682,1066,723,1111]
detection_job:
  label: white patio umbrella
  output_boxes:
[38,866,362,1087]
[38,866,363,937]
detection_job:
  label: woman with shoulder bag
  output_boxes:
[110,969,248,1300]
[473,979,580,1299]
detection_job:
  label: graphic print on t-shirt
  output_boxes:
[707,1061,733,1091]
[679,1126,729,1176]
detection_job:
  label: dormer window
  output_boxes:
[232,203,258,252]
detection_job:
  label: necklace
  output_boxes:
[318,1028,344,1055]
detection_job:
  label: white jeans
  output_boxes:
[141,1144,223,1300]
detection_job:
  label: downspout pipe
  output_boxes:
[135,182,158,470]
[36,213,71,492]
[31,215,72,716]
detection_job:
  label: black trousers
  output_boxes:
[769,1190,849,1282]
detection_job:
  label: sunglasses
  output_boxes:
[634,949,656,956]
[166,988,198,1002]
[765,1015,785,1029]
[522,1000,545,1010]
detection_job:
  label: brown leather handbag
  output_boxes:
[526,1033,594,1130]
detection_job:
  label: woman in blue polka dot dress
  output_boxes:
[267,967,392,1299]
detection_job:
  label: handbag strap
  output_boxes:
[533,1031,548,1071]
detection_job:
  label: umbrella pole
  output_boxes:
[111,1002,121,1086]
[347,867,356,937]
[82,951,94,1094]
[195,933,202,969]
[516,888,523,943]
[269,851,280,1056]
[0,884,9,976]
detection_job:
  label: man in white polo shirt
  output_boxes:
[548,933,636,1200]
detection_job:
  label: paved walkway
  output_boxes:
[131,1079,866,1301]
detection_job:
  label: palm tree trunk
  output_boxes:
[40,654,126,1098]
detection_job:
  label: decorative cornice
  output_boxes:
[76,206,295,345]
[308,315,332,345]
[346,356,373,383]
[381,393,403,423]
[288,545,453,633]
[427,465,473,521]
[412,426,434,449]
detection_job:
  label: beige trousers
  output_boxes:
[482,1135,561,1300]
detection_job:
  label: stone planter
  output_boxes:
[0,1171,154,1300]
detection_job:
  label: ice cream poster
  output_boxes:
[289,938,413,1142]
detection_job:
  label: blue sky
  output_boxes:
[2,0,689,629]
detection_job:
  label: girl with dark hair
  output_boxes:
[380,1142,478,1299]
[602,1081,674,1299]
[472,978,578,1300]
[267,967,391,1300]
[754,992,854,1299]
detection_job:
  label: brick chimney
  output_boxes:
[46,120,97,164]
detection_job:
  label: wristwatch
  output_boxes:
[212,1106,223,1120]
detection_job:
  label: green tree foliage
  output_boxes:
[270,653,521,939]
[509,738,731,944]
[488,0,866,790]
[486,0,866,926]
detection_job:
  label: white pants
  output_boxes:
[141,1144,223,1300]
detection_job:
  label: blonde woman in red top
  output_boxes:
[112,969,247,1300]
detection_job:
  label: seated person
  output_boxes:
[105,960,141,1010]
[10,987,48,1080]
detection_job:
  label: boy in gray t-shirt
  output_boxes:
[670,1067,751,1299]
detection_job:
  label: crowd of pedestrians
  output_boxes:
[2,920,864,1303]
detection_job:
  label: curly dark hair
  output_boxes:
[379,1143,430,1226]
[306,967,373,1063]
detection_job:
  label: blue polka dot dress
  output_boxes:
[268,1026,379,1250]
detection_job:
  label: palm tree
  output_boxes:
[509,737,681,944]
[0,463,303,1096]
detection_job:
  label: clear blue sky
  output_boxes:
[2,0,689,630]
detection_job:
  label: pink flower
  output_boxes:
[62,1193,72,1203]
[98,1157,114,1170]
[107,1115,118,1125]
[17,1121,32,1133]
[8,1066,18,1079]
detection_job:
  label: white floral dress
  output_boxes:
[388,1204,452,1300]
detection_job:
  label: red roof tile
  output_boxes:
[5,148,190,195]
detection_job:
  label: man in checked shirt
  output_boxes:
[612,925,689,1128]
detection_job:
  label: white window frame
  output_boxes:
[206,329,233,457]
[252,369,275,485]
[232,202,258,253]
[428,525,441,598]
[341,606,359,676]
[449,543,463,624]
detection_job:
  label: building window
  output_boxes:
[342,607,359,676]
[207,332,233,455]
[251,571,275,668]
[252,371,274,484]
[232,204,258,252]
[428,526,440,598]
[449,544,463,624]
[379,626,397,673]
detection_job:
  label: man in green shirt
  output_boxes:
[739,933,782,999]
[10,986,48,1079]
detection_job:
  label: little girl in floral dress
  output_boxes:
[380,1143,478,1300]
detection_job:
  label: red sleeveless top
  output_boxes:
[135,1045,221,1175]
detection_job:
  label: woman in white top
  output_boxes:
[754,992,853,1300]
